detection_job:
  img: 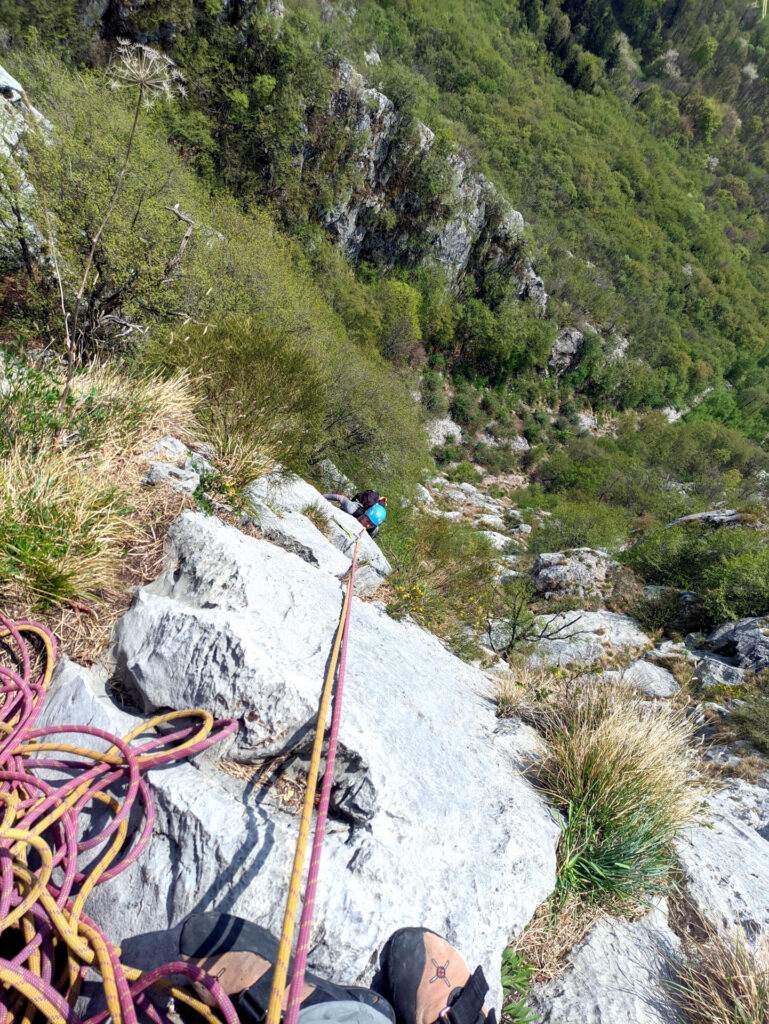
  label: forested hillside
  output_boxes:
[2,0,769,627]
[3,1,769,439]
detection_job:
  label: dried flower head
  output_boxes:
[107,40,186,107]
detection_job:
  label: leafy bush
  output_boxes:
[381,509,496,656]
[530,500,631,554]
[622,523,769,623]
[446,461,482,485]
[533,679,699,910]
[420,369,448,416]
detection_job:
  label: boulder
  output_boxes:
[480,530,511,552]
[694,654,747,689]
[604,659,680,698]
[246,472,391,582]
[245,504,365,591]
[107,512,560,1007]
[548,328,584,373]
[529,549,621,602]
[414,483,433,505]
[702,745,742,769]
[706,618,769,673]
[665,509,741,529]
[426,417,464,447]
[143,435,188,462]
[528,611,651,668]
[319,458,353,494]
[675,792,769,950]
[475,515,507,533]
[517,265,548,315]
[142,461,200,494]
[528,909,681,1024]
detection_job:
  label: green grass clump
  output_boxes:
[0,445,134,607]
[535,680,699,911]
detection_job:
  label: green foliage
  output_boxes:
[731,685,769,759]
[501,948,540,1024]
[621,522,768,623]
[530,500,631,553]
[420,369,448,415]
[381,509,496,657]
[375,279,424,365]
[446,461,482,485]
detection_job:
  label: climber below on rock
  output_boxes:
[181,912,496,1024]
[323,490,387,538]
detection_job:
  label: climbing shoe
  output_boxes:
[180,912,395,1024]
[379,928,496,1024]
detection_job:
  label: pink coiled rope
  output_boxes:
[0,613,240,1024]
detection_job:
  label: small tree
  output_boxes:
[57,42,186,408]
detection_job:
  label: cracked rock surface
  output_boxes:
[59,511,563,1009]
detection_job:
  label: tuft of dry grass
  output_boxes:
[670,927,769,1024]
[523,676,703,910]
[0,444,137,607]
[1,358,201,661]
[512,893,603,984]
[200,419,277,491]
[301,502,331,535]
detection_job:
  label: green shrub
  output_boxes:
[381,509,495,657]
[622,523,769,623]
[420,369,449,416]
[731,683,769,758]
[702,548,769,622]
[530,501,631,554]
[446,461,482,485]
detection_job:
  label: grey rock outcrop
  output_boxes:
[706,617,769,673]
[529,909,681,1024]
[246,472,391,589]
[142,461,200,494]
[605,659,680,698]
[528,611,651,668]
[530,548,621,602]
[104,511,560,1009]
[426,416,463,447]
[675,792,769,950]
[708,780,769,843]
[694,654,747,689]
[322,63,534,294]
[548,328,584,373]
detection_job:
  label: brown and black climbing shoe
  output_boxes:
[180,912,395,1024]
[379,928,496,1024]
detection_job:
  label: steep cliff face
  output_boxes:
[320,62,545,304]
[89,3,547,307]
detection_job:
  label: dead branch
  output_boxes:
[163,203,194,280]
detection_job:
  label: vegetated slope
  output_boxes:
[0,48,430,496]
[320,0,769,436]
[5,0,769,438]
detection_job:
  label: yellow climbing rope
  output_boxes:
[265,539,360,1024]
